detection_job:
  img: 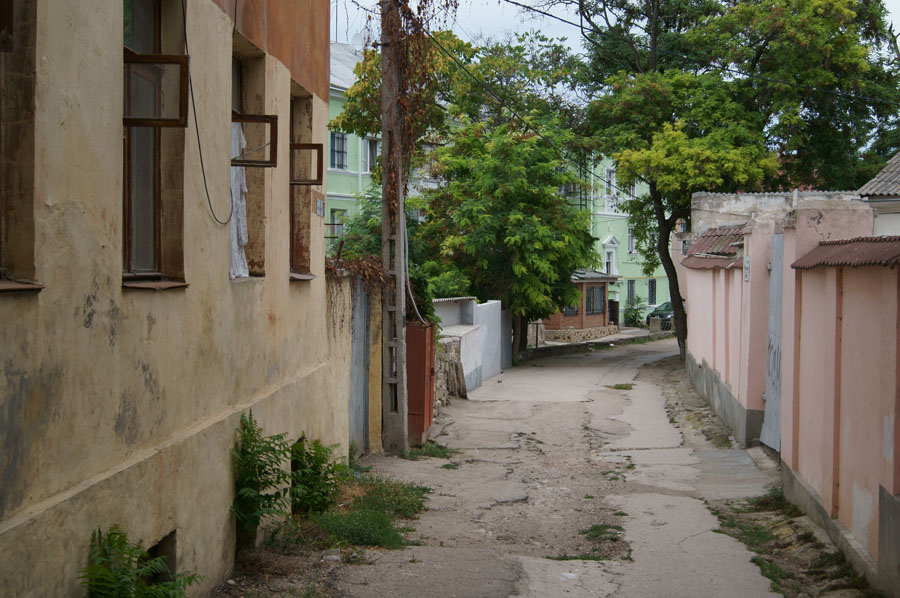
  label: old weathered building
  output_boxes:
[0,0,346,595]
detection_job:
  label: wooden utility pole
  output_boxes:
[380,0,409,454]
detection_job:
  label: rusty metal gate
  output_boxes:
[349,279,370,454]
[761,234,783,451]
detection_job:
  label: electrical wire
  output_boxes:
[181,0,233,225]
[404,216,427,324]
[499,0,900,109]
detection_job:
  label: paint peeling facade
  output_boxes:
[0,0,344,595]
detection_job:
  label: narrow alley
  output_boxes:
[327,339,782,597]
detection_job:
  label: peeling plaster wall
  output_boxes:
[0,0,337,595]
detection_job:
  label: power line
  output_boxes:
[500,0,900,109]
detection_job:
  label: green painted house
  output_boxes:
[326,42,436,253]
[326,42,377,250]
[570,158,671,320]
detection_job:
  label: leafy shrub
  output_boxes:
[78,526,204,598]
[230,412,291,537]
[624,295,647,326]
[290,435,340,514]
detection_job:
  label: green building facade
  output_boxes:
[574,158,671,319]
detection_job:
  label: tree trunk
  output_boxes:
[649,185,687,360]
[512,314,529,360]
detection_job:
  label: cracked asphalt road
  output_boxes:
[327,338,781,598]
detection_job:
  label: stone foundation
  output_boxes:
[434,336,467,417]
[544,325,618,343]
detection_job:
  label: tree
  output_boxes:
[575,0,899,358]
[419,117,598,355]
[695,0,900,189]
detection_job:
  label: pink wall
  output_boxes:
[796,269,839,510]
[714,269,727,376]
[727,268,743,398]
[837,268,898,557]
[781,231,799,468]
[686,269,715,366]
[744,224,773,412]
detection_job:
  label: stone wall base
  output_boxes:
[545,325,617,343]
[685,352,763,447]
[434,336,467,417]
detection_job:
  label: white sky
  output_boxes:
[332,0,900,56]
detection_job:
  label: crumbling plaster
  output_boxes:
[0,0,339,595]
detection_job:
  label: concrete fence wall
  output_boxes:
[432,298,510,395]
[781,265,900,596]
[683,194,900,596]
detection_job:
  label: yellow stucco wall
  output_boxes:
[0,0,349,595]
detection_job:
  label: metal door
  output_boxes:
[760,234,783,450]
[349,279,370,454]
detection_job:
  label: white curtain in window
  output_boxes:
[230,122,250,278]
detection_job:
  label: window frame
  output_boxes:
[123,50,189,128]
[648,278,657,305]
[627,279,635,303]
[563,303,578,317]
[330,132,348,170]
[290,143,323,186]
[122,0,170,279]
[586,285,606,315]
[231,114,278,168]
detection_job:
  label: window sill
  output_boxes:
[122,279,189,291]
[290,272,316,282]
[0,279,43,294]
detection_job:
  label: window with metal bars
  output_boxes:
[330,132,348,170]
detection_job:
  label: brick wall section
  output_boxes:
[544,282,609,330]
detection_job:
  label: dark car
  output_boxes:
[645,302,674,329]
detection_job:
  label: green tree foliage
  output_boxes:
[332,31,582,144]
[693,0,900,189]
[576,0,898,356]
[420,117,598,353]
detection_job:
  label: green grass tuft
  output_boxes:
[352,476,430,519]
[605,383,634,390]
[402,442,458,460]
[546,553,607,561]
[747,485,801,517]
[582,524,623,541]
[314,509,404,549]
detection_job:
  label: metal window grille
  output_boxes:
[330,132,347,170]
[648,279,657,305]
[627,279,635,303]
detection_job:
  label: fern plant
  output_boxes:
[230,412,291,542]
[290,435,339,514]
[78,526,203,597]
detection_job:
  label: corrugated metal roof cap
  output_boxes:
[686,224,746,257]
[858,152,900,196]
[792,236,900,269]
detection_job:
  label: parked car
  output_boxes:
[646,302,674,329]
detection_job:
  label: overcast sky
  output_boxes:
[332,0,900,57]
